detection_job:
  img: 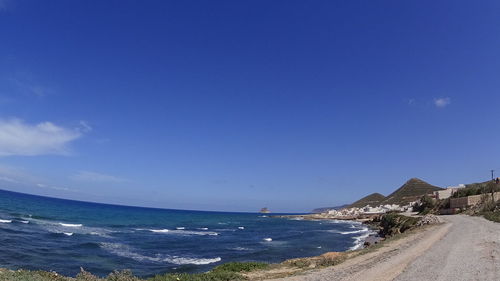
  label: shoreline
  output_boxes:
[273,213,383,251]
[0,214,403,281]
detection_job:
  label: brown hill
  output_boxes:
[348,193,386,208]
[382,178,443,205]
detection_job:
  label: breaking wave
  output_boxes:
[100,243,221,265]
[143,228,219,236]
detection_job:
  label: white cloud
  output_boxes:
[71,171,126,183]
[434,97,451,108]
[0,118,83,156]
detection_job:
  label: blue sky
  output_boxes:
[0,0,499,212]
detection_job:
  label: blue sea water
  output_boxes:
[0,189,371,277]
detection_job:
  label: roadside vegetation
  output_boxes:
[0,263,269,281]
[377,213,419,237]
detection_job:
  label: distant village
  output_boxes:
[327,183,466,218]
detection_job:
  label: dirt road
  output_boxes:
[266,215,500,281]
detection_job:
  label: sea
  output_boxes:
[0,189,372,277]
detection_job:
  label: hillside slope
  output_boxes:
[382,178,443,205]
[348,193,386,208]
[311,205,349,213]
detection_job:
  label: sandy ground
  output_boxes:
[265,215,500,281]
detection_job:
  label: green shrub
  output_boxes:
[148,262,269,281]
[483,211,500,223]
[106,270,141,281]
[148,271,243,281]
[379,213,419,237]
[212,262,268,273]
[0,270,68,281]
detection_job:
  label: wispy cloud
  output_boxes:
[0,118,84,156]
[78,120,93,133]
[71,171,127,183]
[10,77,52,98]
[434,97,451,108]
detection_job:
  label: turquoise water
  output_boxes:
[0,189,370,277]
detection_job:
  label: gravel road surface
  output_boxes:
[266,215,500,281]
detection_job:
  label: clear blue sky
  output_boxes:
[0,0,499,212]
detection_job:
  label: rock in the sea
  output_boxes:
[417,214,441,226]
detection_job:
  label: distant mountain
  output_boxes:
[316,178,443,213]
[382,178,443,205]
[311,204,349,213]
[347,193,386,208]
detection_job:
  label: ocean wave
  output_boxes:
[339,229,368,235]
[231,247,251,251]
[18,220,30,224]
[324,219,354,224]
[59,223,83,227]
[0,219,12,223]
[63,232,74,236]
[198,227,208,230]
[238,226,245,230]
[28,218,112,237]
[263,238,272,242]
[144,228,219,236]
[149,229,170,233]
[176,227,185,230]
[100,242,221,265]
[348,229,374,251]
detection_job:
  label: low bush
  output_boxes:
[483,211,500,223]
[413,195,436,214]
[211,262,268,273]
[149,262,269,281]
[148,271,243,281]
[379,213,419,237]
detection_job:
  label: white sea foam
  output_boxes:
[100,243,221,265]
[59,223,82,227]
[0,219,12,223]
[263,238,272,242]
[176,227,185,230]
[146,229,219,236]
[150,229,170,233]
[258,215,268,218]
[63,232,73,236]
[29,218,111,237]
[238,226,245,230]
[19,220,30,224]
[339,229,368,235]
[198,227,208,230]
[348,229,374,251]
[231,247,251,251]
